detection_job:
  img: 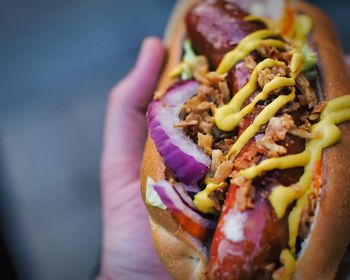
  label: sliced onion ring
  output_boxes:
[173,183,197,209]
[153,180,217,232]
[175,183,200,200]
[147,81,211,185]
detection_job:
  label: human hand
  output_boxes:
[97,37,172,280]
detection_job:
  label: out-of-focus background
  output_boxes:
[0,0,349,279]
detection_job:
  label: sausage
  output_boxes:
[186,0,264,68]
[208,106,306,278]
[186,0,264,97]
[207,135,304,279]
[208,189,289,280]
[208,112,302,279]
[186,1,307,274]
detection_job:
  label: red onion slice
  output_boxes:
[173,183,197,210]
[147,81,211,185]
[153,180,216,230]
[179,183,201,196]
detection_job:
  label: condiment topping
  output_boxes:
[216,30,285,75]
[194,182,226,214]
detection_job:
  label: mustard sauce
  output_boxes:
[215,58,285,131]
[244,13,313,48]
[235,96,350,254]
[194,182,226,214]
[274,249,296,280]
[204,25,305,215]
[227,89,296,158]
[289,15,314,48]
[216,30,285,75]
[215,75,294,132]
[290,50,304,78]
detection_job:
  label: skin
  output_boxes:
[97,37,171,280]
[96,34,350,280]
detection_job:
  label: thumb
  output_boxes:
[102,37,165,184]
[111,37,166,111]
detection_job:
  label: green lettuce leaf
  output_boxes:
[145,177,167,210]
[302,44,318,72]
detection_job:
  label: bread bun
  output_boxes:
[293,2,350,279]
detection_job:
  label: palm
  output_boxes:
[98,38,171,280]
[100,178,170,279]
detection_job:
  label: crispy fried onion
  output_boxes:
[256,114,295,157]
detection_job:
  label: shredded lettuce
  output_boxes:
[145,177,167,209]
[181,64,192,80]
[181,39,197,80]
[183,39,196,62]
[169,39,197,80]
[302,44,317,72]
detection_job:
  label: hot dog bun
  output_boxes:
[293,2,350,279]
[141,2,208,278]
[140,1,350,279]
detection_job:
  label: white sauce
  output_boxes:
[222,211,248,242]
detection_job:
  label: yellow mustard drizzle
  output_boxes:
[288,96,350,252]
[239,150,309,179]
[288,15,313,48]
[273,249,296,280]
[288,193,309,254]
[169,63,185,78]
[227,89,296,158]
[194,182,226,214]
[201,29,301,214]
[235,96,350,254]
[239,13,312,49]
[244,13,312,48]
[290,50,304,78]
[215,59,290,131]
[269,118,341,219]
[215,51,304,135]
[216,30,285,75]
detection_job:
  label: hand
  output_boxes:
[97,37,171,280]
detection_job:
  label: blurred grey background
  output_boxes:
[0,0,349,279]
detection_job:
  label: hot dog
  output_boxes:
[141,0,350,279]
